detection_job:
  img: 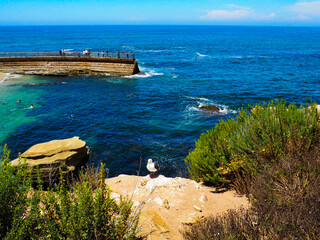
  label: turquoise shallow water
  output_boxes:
[0,26,320,177]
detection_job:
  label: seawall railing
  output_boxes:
[0,51,135,59]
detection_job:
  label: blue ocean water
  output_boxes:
[0,26,319,177]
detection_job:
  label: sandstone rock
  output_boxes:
[10,137,90,185]
[199,104,220,112]
[199,195,208,203]
[193,205,202,212]
[308,104,320,113]
[142,211,171,239]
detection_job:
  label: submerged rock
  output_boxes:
[10,137,90,185]
[24,82,66,87]
[199,104,220,112]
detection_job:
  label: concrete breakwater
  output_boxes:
[0,56,140,76]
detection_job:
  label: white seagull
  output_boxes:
[147,159,160,173]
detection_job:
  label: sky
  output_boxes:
[1,0,320,26]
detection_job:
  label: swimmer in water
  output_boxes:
[29,104,34,109]
[16,100,21,103]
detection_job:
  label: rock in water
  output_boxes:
[199,104,220,112]
[10,137,90,185]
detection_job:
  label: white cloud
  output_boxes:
[200,9,251,20]
[290,1,320,15]
[200,5,253,20]
[126,17,147,21]
[259,13,276,20]
[291,14,310,21]
[200,5,275,21]
[225,4,251,10]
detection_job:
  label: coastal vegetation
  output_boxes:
[183,100,320,239]
[0,146,139,240]
[185,100,320,186]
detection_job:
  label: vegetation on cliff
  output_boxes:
[0,145,139,240]
[183,100,320,239]
[185,100,320,186]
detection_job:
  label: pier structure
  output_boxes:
[0,52,140,76]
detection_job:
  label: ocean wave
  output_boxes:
[218,104,237,114]
[230,56,243,59]
[121,45,135,50]
[124,69,164,78]
[196,52,210,57]
[63,49,74,52]
[145,50,166,53]
[228,55,258,59]
[186,96,211,102]
[172,74,179,79]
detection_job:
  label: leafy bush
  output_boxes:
[182,150,320,239]
[0,145,31,239]
[185,100,320,186]
[0,147,140,240]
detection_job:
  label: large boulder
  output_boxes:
[199,104,220,112]
[10,137,90,185]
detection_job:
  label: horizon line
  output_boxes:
[1,24,320,28]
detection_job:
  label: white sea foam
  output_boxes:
[1,73,22,82]
[148,70,163,76]
[196,52,210,57]
[146,50,166,53]
[228,55,255,59]
[125,66,164,78]
[219,104,237,114]
[0,73,10,83]
[63,49,74,52]
[231,56,243,59]
[186,96,210,102]
[172,74,179,79]
[124,69,164,78]
[121,45,135,50]
[188,106,201,112]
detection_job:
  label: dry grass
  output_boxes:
[183,147,320,239]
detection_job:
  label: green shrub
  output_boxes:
[0,145,31,239]
[0,147,140,240]
[185,100,320,186]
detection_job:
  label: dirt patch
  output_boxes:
[106,174,249,240]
